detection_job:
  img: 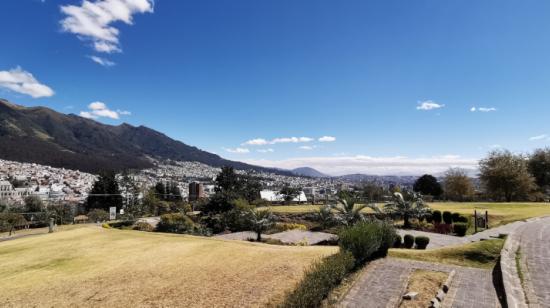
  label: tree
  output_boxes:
[279,184,301,204]
[206,167,262,213]
[413,174,443,197]
[379,192,429,229]
[119,171,140,210]
[24,196,44,212]
[528,148,550,193]
[443,168,475,201]
[479,150,536,202]
[86,171,123,211]
[331,194,369,225]
[0,213,26,236]
[142,188,161,215]
[246,208,274,241]
[362,182,386,202]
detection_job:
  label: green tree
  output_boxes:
[331,194,369,225]
[86,171,123,211]
[246,208,274,241]
[0,213,26,235]
[413,174,443,197]
[479,150,536,202]
[279,184,301,204]
[380,192,429,229]
[443,168,475,201]
[362,182,386,202]
[206,167,262,213]
[528,148,550,193]
[142,188,161,215]
[24,195,44,212]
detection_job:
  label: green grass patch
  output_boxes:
[388,238,505,269]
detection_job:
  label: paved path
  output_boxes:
[515,217,550,307]
[339,258,501,308]
[213,230,337,245]
[398,220,528,249]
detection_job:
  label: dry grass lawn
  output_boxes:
[399,270,447,308]
[0,225,337,307]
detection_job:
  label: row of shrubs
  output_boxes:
[281,221,397,308]
[394,234,430,249]
[429,210,469,225]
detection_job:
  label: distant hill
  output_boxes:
[0,99,289,174]
[291,167,328,178]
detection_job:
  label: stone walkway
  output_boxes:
[515,217,550,307]
[339,258,501,308]
[213,230,337,245]
[397,220,529,249]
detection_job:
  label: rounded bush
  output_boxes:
[403,234,415,249]
[87,209,109,223]
[455,215,469,223]
[451,212,461,223]
[338,221,397,265]
[425,213,433,223]
[415,236,430,249]
[133,222,154,232]
[442,211,453,224]
[432,210,442,224]
[393,234,402,248]
[453,222,468,236]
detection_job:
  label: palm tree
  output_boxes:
[331,195,370,225]
[247,208,275,241]
[379,192,430,229]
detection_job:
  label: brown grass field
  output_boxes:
[0,225,337,307]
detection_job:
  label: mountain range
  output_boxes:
[0,99,288,175]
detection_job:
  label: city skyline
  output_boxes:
[1,0,550,175]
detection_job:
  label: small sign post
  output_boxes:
[109,207,116,220]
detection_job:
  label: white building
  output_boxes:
[260,190,308,203]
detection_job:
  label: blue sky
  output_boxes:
[1,0,550,175]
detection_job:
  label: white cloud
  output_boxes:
[471,106,497,112]
[79,101,130,120]
[243,138,269,146]
[299,146,315,150]
[60,0,154,53]
[529,134,548,141]
[243,136,314,145]
[416,100,444,111]
[88,55,115,67]
[243,155,478,176]
[224,147,250,154]
[318,136,336,142]
[272,137,313,144]
[0,67,54,98]
[257,148,274,153]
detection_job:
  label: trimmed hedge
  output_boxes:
[393,234,402,248]
[415,236,430,249]
[442,211,453,224]
[403,234,415,249]
[455,215,469,223]
[453,222,468,236]
[338,221,397,265]
[281,251,355,308]
[432,210,442,224]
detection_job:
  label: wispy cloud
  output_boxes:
[88,55,115,67]
[0,67,54,98]
[243,136,314,146]
[318,136,336,142]
[529,134,549,141]
[79,101,130,120]
[471,107,497,112]
[299,145,315,150]
[416,100,444,111]
[60,0,154,53]
[257,148,274,153]
[243,155,478,176]
[223,147,250,154]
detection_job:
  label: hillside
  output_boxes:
[0,99,285,174]
[291,167,328,178]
